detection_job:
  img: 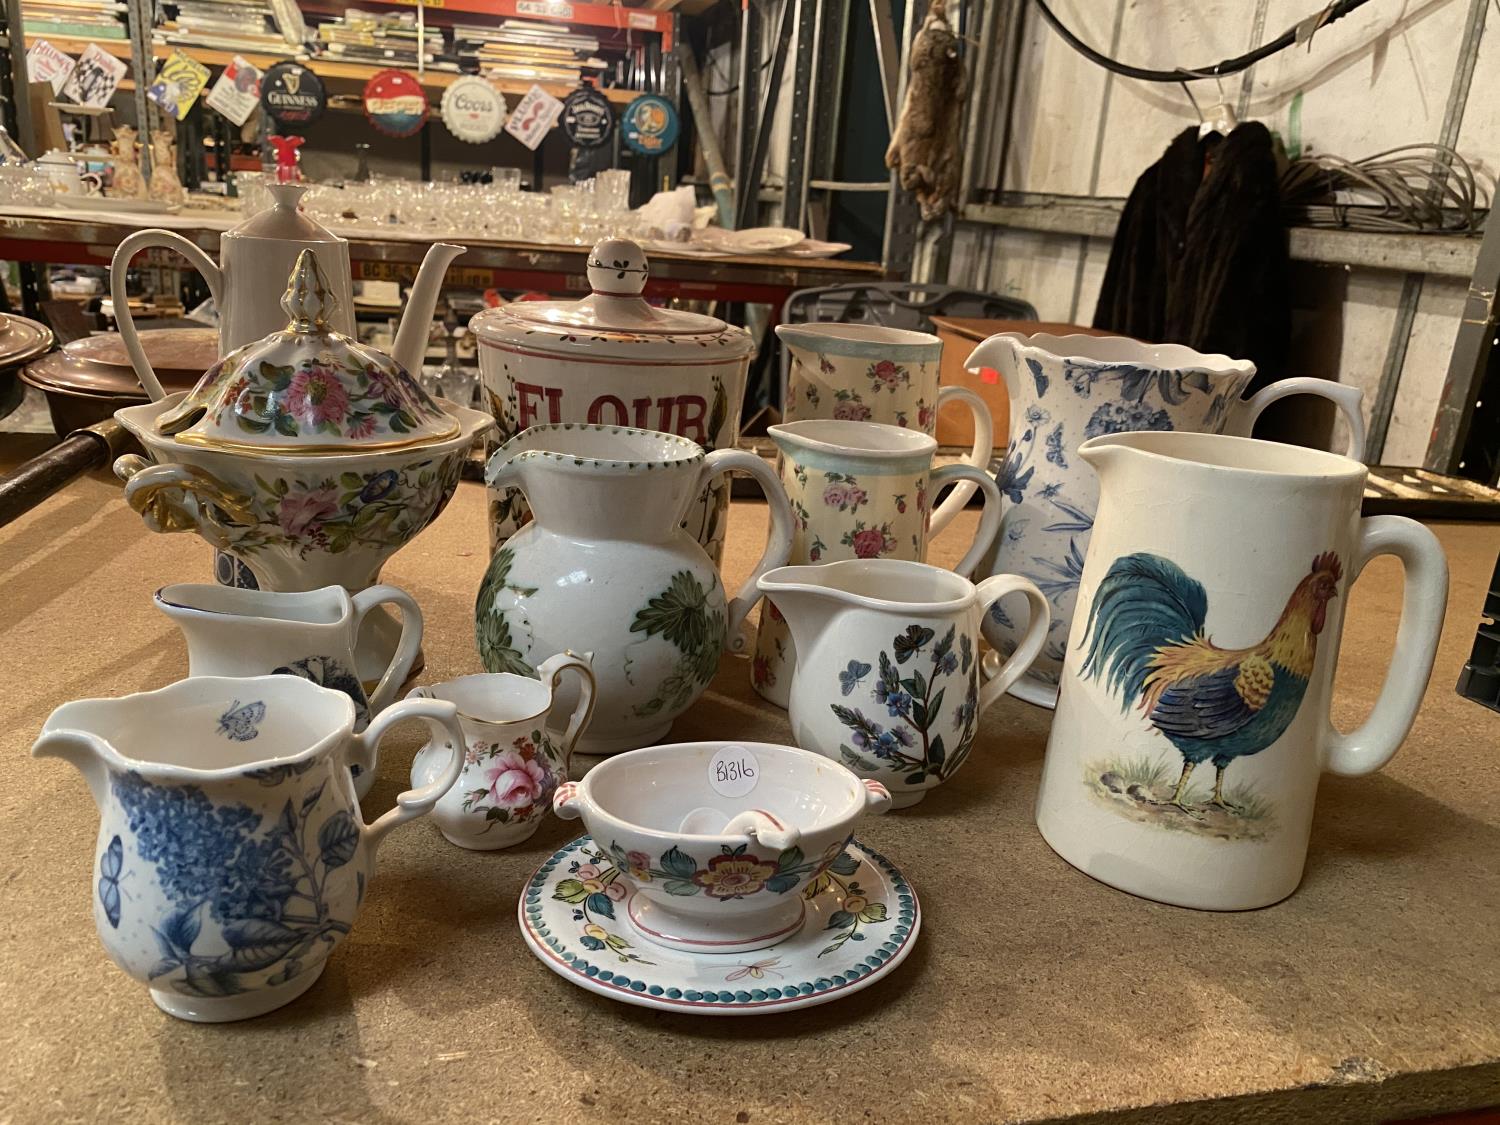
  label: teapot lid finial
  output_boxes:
[281,248,337,333]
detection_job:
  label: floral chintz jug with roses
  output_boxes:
[407,655,597,850]
[963,332,1368,710]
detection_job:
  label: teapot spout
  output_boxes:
[391,243,466,376]
[963,333,1024,399]
[755,565,847,654]
[32,726,113,812]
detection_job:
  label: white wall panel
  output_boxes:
[981,228,1087,318]
[1385,277,1467,464]
[1244,0,1466,156]
[1001,0,1114,194]
[1455,3,1500,183]
[1334,271,1404,443]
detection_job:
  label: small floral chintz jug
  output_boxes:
[408,653,596,850]
[751,419,1002,708]
[964,332,1368,709]
[32,675,464,1022]
[778,322,994,530]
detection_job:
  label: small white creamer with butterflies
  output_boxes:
[758,558,1050,808]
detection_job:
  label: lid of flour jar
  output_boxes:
[470,237,753,362]
[157,249,460,454]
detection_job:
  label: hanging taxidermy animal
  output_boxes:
[885,0,967,221]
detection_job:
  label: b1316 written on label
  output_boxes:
[708,745,758,798]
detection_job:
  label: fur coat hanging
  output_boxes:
[1093,122,1289,392]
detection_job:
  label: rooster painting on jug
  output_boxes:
[1080,551,1344,820]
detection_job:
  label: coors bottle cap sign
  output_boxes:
[261,61,325,126]
[440,75,506,143]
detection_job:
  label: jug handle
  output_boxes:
[1238,379,1367,461]
[350,697,466,854]
[697,449,794,653]
[1322,516,1448,777]
[351,586,425,714]
[111,229,223,402]
[974,574,1051,712]
[926,463,1003,578]
[535,651,596,778]
[928,386,995,534]
[114,455,252,549]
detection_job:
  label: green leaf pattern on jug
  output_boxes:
[628,570,726,718]
[474,546,539,677]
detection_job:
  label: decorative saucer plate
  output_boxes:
[518,835,920,1015]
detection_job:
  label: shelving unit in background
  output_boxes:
[9,0,678,174]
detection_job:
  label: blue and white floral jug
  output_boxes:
[966,332,1366,709]
[32,674,464,1022]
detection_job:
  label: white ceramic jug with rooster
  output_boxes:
[1038,431,1446,911]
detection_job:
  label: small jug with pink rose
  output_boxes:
[408,653,596,850]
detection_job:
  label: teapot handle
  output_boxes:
[928,386,995,534]
[110,229,223,402]
[535,651,596,778]
[351,585,424,714]
[697,449,794,654]
[351,697,465,855]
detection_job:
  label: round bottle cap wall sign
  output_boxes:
[440,75,506,143]
[621,94,679,155]
[261,61,325,126]
[562,85,613,148]
[364,69,428,138]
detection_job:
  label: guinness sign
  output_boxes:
[261,61,325,126]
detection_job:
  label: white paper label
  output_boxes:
[708,745,758,799]
[504,83,564,150]
[26,40,75,95]
[60,43,126,109]
[205,57,262,127]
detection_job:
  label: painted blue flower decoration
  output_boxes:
[1083,401,1174,439]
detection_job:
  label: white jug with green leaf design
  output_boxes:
[476,424,794,755]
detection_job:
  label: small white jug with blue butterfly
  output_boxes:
[155,582,424,799]
[32,673,465,1023]
[758,558,1049,808]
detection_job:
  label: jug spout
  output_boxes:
[1077,433,1137,482]
[756,565,849,655]
[32,726,113,811]
[963,333,1024,400]
[391,243,466,376]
